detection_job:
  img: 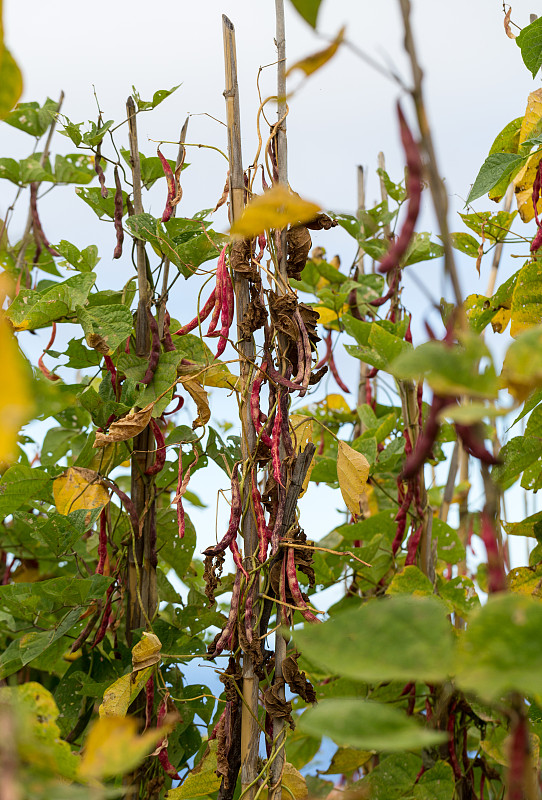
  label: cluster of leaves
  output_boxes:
[4,3,542,800]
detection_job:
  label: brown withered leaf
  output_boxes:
[230,238,257,280]
[282,654,317,704]
[298,303,320,348]
[180,378,210,428]
[86,332,111,355]
[93,403,154,447]
[203,552,225,606]
[269,292,299,341]
[504,6,516,38]
[262,678,294,728]
[287,226,312,280]
[309,365,328,385]
[305,213,338,231]
[239,288,267,340]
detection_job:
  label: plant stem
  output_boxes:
[125,96,157,641]
[223,16,260,800]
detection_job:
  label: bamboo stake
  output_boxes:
[126,97,157,637]
[269,5,289,798]
[485,184,514,298]
[222,16,260,799]
[353,166,369,441]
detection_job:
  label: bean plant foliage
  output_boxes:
[3,2,542,799]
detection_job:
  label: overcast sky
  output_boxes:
[2,0,540,566]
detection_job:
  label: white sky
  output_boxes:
[2,0,541,568]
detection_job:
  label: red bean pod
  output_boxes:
[391,482,415,555]
[29,182,60,257]
[447,703,463,780]
[158,749,181,780]
[90,581,115,648]
[315,331,332,370]
[286,546,320,623]
[215,251,234,359]
[251,365,273,448]
[206,249,227,337]
[378,104,422,274]
[144,675,154,732]
[328,352,350,394]
[293,309,312,395]
[271,485,286,555]
[271,400,284,487]
[252,470,271,563]
[141,307,161,385]
[103,355,117,392]
[454,423,500,466]
[532,158,542,227]
[479,512,506,593]
[145,418,166,476]
[405,523,423,566]
[112,166,124,260]
[280,389,294,458]
[38,322,60,382]
[162,311,176,352]
[401,395,453,480]
[95,509,108,575]
[230,537,248,580]
[507,714,530,800]
[69,607,100,653]
[265,357,304,393]
[157,146,175,223]
[101,479,140,538]
[173,446,199,539]
[94,142,108,198]
[203,462,242,556]
[207,571,242,658]
[163,394,185,416]
[174,289,217,336]
[244,577,255,643]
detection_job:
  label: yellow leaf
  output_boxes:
[507,565,542,597]
[519,89,542,145]
[513,153,542,222]
[79,715,166,780]
[99,666,153,718]
[290,414,315,497]
[177,360,239,390]
[285,28,345,79]
[315,304,349,325]
[0,275,32,464]
[168,740,222,799]
[231,185,320,239]
[337,441,369,520]
[53,467,109,516]
[132,632,162,671]
[324,394,351,413]
[93,403,154,447]
[0,47,23,120]
[258,762,308,800]
[180,377,210,429]
[490,306,511,334]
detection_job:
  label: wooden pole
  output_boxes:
[125,97,157,637]
[269,4,289,798]
[222,16,260,799]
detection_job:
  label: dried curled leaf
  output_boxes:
[262,678,294,728]
[282,653,316,703]
[93,403,154,447]
[230,237,258,279]
[53,467,109,516]
[132,631,162,671]
[180,378,210,429]
[337,441,370,520]
[269,292,299,341]
[287,226,312,280]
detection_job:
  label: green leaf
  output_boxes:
[286,733,321,770]
[467,152,526,204]
[455,593,542,701]
[54,154,96,184]
[0,46,23,120]
[501,325,542,401]
[76,186,128,219]
[293,595,454,683]
[299,698,447,751]
[6,272,96,330]
[288,0,323,28]
[504,509,542,539]
[354,753,421,799]
[4,98,57,136]
[321,747,372,775]
[413,761,455,800]
[0,464,49,517]
[132,84,181,111]
[491,435,542,490]
[343,318,412,371]
[62,338,101,369]
[387,565,434,597]
[389,335,498,399]
[55,240,100,272]
[76,304,134,354]
[403,232,444,266]
[510,258,542,337]
[168,740,221,799]
[516,16,542,78]
[433,518,465,564]
[436,575,480,618]
[449,232,480,258]
[459,210,517,244]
